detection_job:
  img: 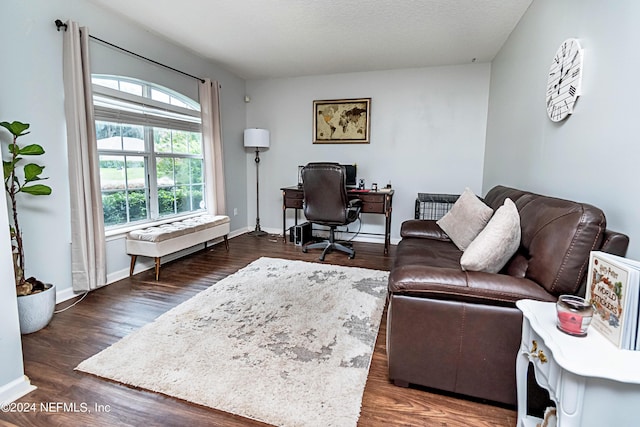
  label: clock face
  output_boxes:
[546,38,584,122]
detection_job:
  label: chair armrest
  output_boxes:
[400,219,450,241]
[349,198,362,208]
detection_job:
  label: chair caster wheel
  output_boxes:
[349,254,355,259]
[302,248,307,253]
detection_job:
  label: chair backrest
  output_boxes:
[302,162,350,225]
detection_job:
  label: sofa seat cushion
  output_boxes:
[393,238,462,270]
[388,265,556,305]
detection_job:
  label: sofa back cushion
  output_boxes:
[484,186,606,296]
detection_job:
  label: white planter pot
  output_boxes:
[17,284,56,334]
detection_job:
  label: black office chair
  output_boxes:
[301,162,361,260]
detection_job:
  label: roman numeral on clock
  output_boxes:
[569,85,576,97]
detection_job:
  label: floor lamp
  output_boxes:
[244,128,270,236]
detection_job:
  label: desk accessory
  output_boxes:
[244,128,270,236]
[289,222,312,246]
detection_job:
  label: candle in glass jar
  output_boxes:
[556,295,594,337]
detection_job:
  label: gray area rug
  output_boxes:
[76,257,389,426]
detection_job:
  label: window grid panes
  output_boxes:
[98,152,149,227]
[93,76,204,229]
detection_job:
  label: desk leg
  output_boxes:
[282,206,286,241]
[384,206,392,255]
[281,205,300,242]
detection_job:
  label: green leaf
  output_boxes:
[2,161,11,180]
[23,163,45,182]
[21,184,51,196]
[18,144,45,156]
[0,121,30,137]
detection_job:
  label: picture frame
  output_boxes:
[313,98,371,144]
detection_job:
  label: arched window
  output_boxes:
[92,75,205,228]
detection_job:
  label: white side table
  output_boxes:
[516,299,640,427]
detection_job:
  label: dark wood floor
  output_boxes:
[1,233,517,427]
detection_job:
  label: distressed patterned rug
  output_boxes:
[76,257,388,427]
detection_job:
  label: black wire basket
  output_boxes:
[414,193,460,220]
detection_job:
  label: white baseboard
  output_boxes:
[0,375,36,406]
[65,227,397,293]
[276,226,401,246]
[107,231,245,284]
[232,226,402,245]
[56,286,81,304]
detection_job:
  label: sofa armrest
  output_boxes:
[388,265,556,305]
[400,219,450,241]
[601,229,629,257]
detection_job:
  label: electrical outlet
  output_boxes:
[233,208,238,216]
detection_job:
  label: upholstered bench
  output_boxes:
[126,214,230,280]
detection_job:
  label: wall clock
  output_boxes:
[546,38,584,122]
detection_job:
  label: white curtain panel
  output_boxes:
[62,21,107,292]
[199,79,226,215]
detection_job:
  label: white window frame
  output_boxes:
[92,75,207,234]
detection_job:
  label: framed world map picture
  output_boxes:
[313,98,371,144]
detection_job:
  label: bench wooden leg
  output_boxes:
[154,257,161,280]
[204,236,229,251]
[129,255,137,276]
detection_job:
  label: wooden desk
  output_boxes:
[280,186,394,255]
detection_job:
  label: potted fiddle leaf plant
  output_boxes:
[1,120,55,334]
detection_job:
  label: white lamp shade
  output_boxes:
[244,128,270,148]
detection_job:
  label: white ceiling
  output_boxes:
[87,0,532,80]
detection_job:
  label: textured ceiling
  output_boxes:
[87,0,532,80]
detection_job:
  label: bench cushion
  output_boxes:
[126,214,230,280]
[127,215,230,243]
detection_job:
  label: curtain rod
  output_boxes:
[55,19,206,84]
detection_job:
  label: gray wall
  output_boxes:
[484,0,640,258]
[245,64,492,242]
[1,0,248,299]
[0,180,29,403]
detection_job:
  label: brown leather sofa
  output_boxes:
[386,185,629,406]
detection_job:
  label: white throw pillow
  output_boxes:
[436,188,493,251]
[460,198,521,273]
